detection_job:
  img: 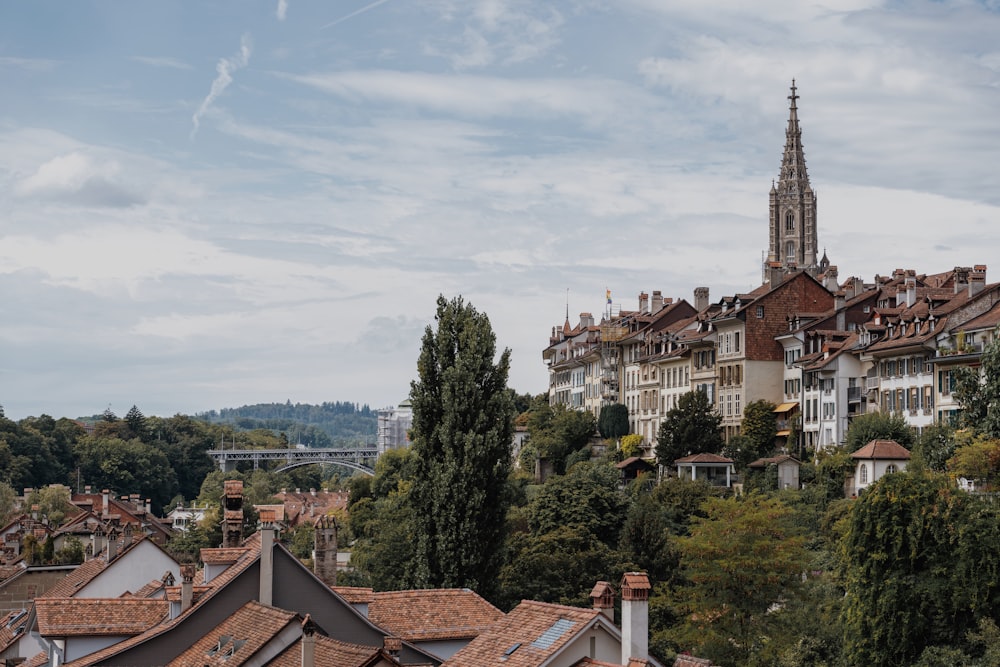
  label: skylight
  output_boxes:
[530,618,575,650]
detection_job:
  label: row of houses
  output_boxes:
[0,480,672,667]
[544,265,999,454]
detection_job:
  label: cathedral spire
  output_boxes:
[766,80,819,280]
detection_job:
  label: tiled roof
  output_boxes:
[443,600,602,667]
[201,547,251,564]
[368,588,504,641]
[21,651,48,667]
[269,634,384,667]
[956,299,1000,332]
[672,453,733,465]
[851,439,911,460]
[0,609,29,653]
[166,601,297,666]
[748,455,800,469]
[332,586,375,604]
[43,557,107,598]
[35,598,168,637]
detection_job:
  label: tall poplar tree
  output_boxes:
[407,295,515,595]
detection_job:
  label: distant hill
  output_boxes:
[197,401,377,448]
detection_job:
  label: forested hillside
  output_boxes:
[197,401,377,447]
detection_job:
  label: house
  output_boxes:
[672,454,734,488]
[616,458,656,484]
[746,455,801,490]
[851,439,911,496]
[443,573,663,667]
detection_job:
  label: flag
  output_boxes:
[606,288,612,305]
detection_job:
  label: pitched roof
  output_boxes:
[851,439,911,460]
[747,455,801,469]
[332,587,375,604]
[166,601,298,666]
[35,598,168,637]
[443,599,604,667]
[201,546,251,564]
[268,634,386,667]
[673,453,733,465]
[43,557,108,598]
[368,588,504,641]
[0,609,29,653]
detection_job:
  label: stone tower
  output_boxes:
[767,80,818,280]
[222,479,244,548]
[313,514,338,586]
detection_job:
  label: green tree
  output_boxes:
[55,536,85,565]
[527,462,628,547]
[723,400,776,470]
[667,494,809,666]
[844,410,913,452]
[955,333,1000,436]
[124,405,148,440]
[655,391,723,465]
[73,436,178,511]
[527,401,596,475]
[598,404,630,439]
[946,432,1000,489]
[840,472,1000,667]
[407,295,515,596]
[911,422,957,472]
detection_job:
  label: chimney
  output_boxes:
[84,485,92,495]
[970,265,987,297]
[102,489,110,515]
[694,287,709,312]
[91,526,105,559]
[107,530,118,561]
[383,637,402,660]
[259,510,276,607]
[651,291,663,313]
[835,291,846,331]
[955,266,970,294]
[590,581,615,621]
[312,515,338,586]
[906,273,917,307]
[824,265,839,292]
[767,261,784,288]
[181,564,195,613]
[620,572,650,665]
[301,616,317,667]
[638,292,649,313]
[145,499,152,515]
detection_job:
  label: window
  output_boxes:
[785,241,795,261]
[734,332,740,352]
[886,464,898,475]
[756,305,765,319]
[860,464,868,484]
[785,211,795,232]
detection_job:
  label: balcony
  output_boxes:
[847,387,863,402]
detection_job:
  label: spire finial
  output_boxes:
[788,79,799,110]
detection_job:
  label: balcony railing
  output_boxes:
[847,387,863,402]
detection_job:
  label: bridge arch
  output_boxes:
[272,459,374,476]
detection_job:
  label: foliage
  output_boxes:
[619,434,643,459]
[0,414,81,490]
[124,405,148,439]
[198,400,376,447]
[73,436,178,512]
[619,490,678,584]
[0,481,18,525]
[723,400,776,470]
[166,523,213,563]
[26,484,74,524]
[840,472,1000,667]
[667,494,809,666]
[527,462,628,548]
[55,536,85,565]
[407,295,515,597]
[911,422,957,472]
[526,400,596,475]
[655,391,723,466]
[954,332,1000,436]
[946,432,1000,488]
[844,410,914,453]
[598,403,630,439]
[807,446,854,503]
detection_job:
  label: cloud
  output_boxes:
[13,152,145,208]
[0,56,59,72]
[277,0,288,20]
[191,34,252,138]
[131,56,193,70]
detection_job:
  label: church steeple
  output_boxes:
[767,79,819,280]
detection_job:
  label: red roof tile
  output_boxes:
[167,601,297,666]
[269,634,385,667]
[851,439,911,460]
[332,586,375,604]
[672,453,733,464]
[35,598,168,637]
[368,588,504,641]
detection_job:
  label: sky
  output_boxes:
[2,1,999,421]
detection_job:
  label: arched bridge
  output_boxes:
[207,447,379,476]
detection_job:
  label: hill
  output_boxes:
[197,400,377,448]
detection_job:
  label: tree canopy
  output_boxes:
[656,391,723,465]
[598,403,630,439]
[844,410,914,452]
[407,295,515,596]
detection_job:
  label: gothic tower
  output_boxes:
[767,80,818,279]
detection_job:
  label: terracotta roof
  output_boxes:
[368,588,504,642]
[443,599,603,667]
[673,453,733,465]
[0,609,29,653]
[43,557,107,598]
[957,300,1000,332]
[269,634,384,667]
[332,586,375,604]
[167,601,297,666]
[22,651,48,667]
[852,439,911,460]
[616,457,655,470]
[201,547,251,564]
[35,598,168,637]
[748,455,801,469]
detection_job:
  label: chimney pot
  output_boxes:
[620,572,651,665]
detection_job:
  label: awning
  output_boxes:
[776,429,791,436]
[773,402,799,414]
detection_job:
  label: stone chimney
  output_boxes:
[312,515,338,586]
[905,273,917,307]
[767,261,784,288]
[638,292,649,313]
[91,525,105,559]
[590,581,615,621]
[620,572,650,665]
[181,563,195,613]
[102,489,110,515]
[222,480,244,549]
[835,291,846,331]
[823,265,839,292]
[954,266,970,294]
[651,291,663,314]
[259,509,277,607]
[301,616,317,667]
[970,265,987,297]
[107,528,119,561]
[694,287,709,312]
